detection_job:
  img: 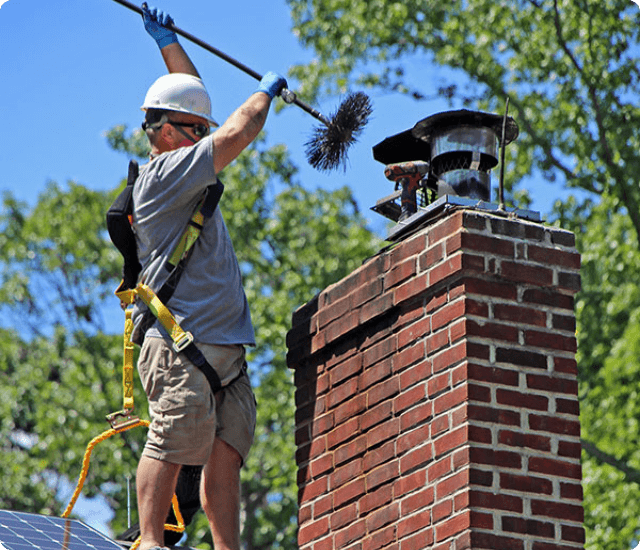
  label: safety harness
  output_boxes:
[106,159,227,402]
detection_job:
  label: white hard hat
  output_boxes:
[141,73,218,127]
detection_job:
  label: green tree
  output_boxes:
[0,127,379,549]
[284,0,640,547]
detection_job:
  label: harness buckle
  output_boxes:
[106,409,141,431]
[173,331,194,353]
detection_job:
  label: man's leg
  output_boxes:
[137,455,181,550]
[200,438,243,550]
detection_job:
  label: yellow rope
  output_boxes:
[62,419,186,547]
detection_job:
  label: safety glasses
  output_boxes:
[168,121,210,139]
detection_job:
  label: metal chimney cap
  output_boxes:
[412,109,519,145]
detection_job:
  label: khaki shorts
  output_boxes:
[137,337,256,465]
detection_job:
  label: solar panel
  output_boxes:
[0,509,123,550]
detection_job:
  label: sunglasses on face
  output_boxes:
[168,121,210,138]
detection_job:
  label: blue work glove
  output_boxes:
[255,72,288,100]
[141,3,178,49]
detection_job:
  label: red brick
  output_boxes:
[499,430,551,452]
[429,212,464,245]
[467,319,519,343]
[365,501,400,532]
[334,435,367,466]
[529,414,580,436]
[432,499,452,523]
[526,373,578,395]
[395,385,427,414]
[334,395,366,426]
[433,342,468,373]
[434,426,467,458]
[324,310,360,344]
[469,447,522,469]
[465,297,490,317]
[299,517,330,546]
[428,371,451,398]
[310,454,334,478]
[528,245,581,269]
[364,336,398,369]
[397,423,431,456]
[428,456,452,483]
[558,440,582,459]
[560,481,583,500]
[395,345,428,376]
[318,294,351,329]
[334,519,366,549]
[468,404,521,426]
[359,484,393,515]
[400,445,433,474]
[435,511,471,542]
[552,313,576,333]
[363,525,397,550]
[428,328,450,354]
[496,347,547,370]
[394,468,427,499]
[523,288,574,310]
[494,303,547,326]
[368,377,401,408]
[334,477,366,508]
[496,388,549,411]
[352,277,384,309]
[556,397,580,416]
[502,516,554,538]
[525,329,577,352]
[398,317,430,349]
[529,456,582,479]
[327,417,360,450]
[554,356,578,375]
[367,459,400,492]
[330,355,362,386]
[330,502,358,530]
[400,401,434,431]
[469,532,524,550]
[500,472,553,495]
[463,277,518,301]
[468,363,519,386]
[530,499,584,522]
[470,468,493,487]
[367,418,401,449]
[384,258,418,290]
[431,414,450,438]
[419,242,445,271]
[436,469,469,499]
[562,525,586,543]
[398,510,431,539]
[401,486,435,515]
[391,232,428,264]
[327,378,360,409]
[430,254,463,287]
[434,384,468,415]
[330,458,364,489]
[361,401,394,432]
[469,490,523,513]
[394,273,429,305]
[432,299,466,332]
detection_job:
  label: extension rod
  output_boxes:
[111,0,331,126]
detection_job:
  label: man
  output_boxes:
[130,5,287,550]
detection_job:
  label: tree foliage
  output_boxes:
[0,127,379,549]
[284,0,640,547]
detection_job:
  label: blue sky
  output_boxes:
[0,0,570,537]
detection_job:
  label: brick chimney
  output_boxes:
[286,208,583,550]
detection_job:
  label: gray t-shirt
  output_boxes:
[130,135,255,346]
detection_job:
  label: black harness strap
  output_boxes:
[107,160,231,395]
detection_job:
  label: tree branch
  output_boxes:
[581,438,640,485]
